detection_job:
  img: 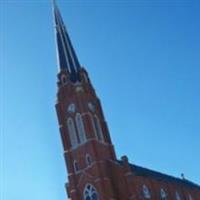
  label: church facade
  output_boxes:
[52,2,200,200]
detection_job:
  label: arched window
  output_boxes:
[86,154,92,166]
[67,118,78,147]
[142,184,151,199]
[61,74,67,84]
[160,188,167,200]
[73,160,79,173]
[67,103,76,113]
[75,113,86,143]
[83,73,88,83]
[84,184,99,200]
[93,115,104,142]
[176,192,181,200]
[188,194,193,200]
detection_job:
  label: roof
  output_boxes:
[118,161,200,189]
[52,0,81,82]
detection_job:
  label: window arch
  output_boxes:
[160,188,167,200]
[93,115,104,142]
[84,184,99,200]
[86,154,92,166]
[73,160,79,173]
[176,192,181,200]
[75,113,86,143]
[142,184,151,199]
[67,118,78,147]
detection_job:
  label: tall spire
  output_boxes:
[52,0,81,82]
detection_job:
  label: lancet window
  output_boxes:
[86,154,92,166]
[74,160,79,173]
[160,188,167,200]
[188,194,193,200]
[93,115,104,142]
[176,192,181,200]
[142,184,151,199]
[75,113,86,143]
[67,118,78,147]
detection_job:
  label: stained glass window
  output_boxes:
[160,188,167,200]
[176,192,181,200]
[84,184,99,200]
[143,184,151,199]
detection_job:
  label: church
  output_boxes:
[52,2,200,200]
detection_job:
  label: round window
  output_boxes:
[84,184,99,200]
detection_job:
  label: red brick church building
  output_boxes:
[52,2,200,200]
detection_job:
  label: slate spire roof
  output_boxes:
[53,0,81,82]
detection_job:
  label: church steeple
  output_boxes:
[53,0,81,82]
[52,2,200,200]
[54,2,117,199]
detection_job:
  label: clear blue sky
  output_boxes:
[1,0,200,199]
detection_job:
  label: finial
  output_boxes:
[181,173,185,180]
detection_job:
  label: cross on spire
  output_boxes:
[52,0,81,82]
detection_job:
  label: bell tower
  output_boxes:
[53,1,118,200]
